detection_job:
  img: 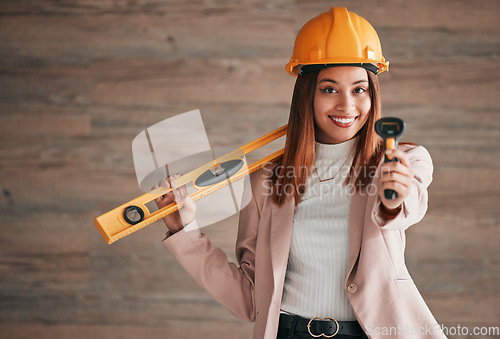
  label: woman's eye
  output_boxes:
[354,87,367,94]
[320,87,337,94]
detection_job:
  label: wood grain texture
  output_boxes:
[1,1,499,338]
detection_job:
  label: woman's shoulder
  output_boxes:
[249,162,276,190]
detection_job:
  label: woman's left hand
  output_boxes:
[377,148,414,212]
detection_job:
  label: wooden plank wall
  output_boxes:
[1,1,499,338]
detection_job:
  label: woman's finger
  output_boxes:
[381,172,412,191]
[172,187,188,204]
[381,158,412,174]
[381,180,410,197]
[386,149,411,168]
[178,183,189,196]
[380,161,413,184]
[167,176,176,189]
[160,178,170,189]
[168,173,189,203]
[381,161,413,179]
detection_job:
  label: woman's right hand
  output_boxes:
[153,173,196,234]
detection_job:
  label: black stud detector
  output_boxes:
[375,117,406,200]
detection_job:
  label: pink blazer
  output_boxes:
[163,144,447,338]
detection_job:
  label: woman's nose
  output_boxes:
[335,94,354,113]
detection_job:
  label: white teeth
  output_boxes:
[331,117,355,124]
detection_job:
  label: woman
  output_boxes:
[156,7,446,339]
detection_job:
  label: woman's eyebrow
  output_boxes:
[318,78,338,84]
[318,78,368,85]
[352,79,369,85]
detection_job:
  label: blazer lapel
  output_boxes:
[347,191,368,276]
[269,197,295,290]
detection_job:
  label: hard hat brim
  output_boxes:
[286,61,389,77]
[298,63,381,75]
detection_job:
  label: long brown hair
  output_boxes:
[270,68,383,206]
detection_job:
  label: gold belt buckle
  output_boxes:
[307,317,340,338]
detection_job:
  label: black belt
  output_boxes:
[279,313,365,338]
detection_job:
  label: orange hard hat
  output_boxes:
[286,7,389,77]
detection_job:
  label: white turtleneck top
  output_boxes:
[280,137,357,320]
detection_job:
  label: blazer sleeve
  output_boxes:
[162,175,261,322]
[372,144,434,230]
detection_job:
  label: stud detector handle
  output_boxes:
[374,117,406,200]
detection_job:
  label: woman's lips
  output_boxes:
[329,115,358,128]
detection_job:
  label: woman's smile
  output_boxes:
[328,115,358,128]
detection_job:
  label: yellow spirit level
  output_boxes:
[95,125,287,244]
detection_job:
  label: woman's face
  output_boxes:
[313,66,372,144]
